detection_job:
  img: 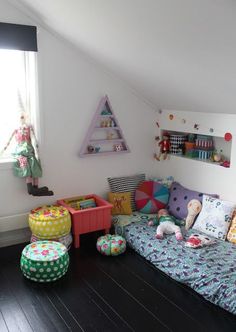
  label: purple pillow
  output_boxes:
[167,182,218,220]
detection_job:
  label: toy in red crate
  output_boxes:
[57,194,112,248]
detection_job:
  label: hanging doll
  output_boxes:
[154,132,170,161]
[1,112,53,196]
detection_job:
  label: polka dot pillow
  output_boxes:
[167,182,218,220]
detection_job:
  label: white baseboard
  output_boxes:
[0,213,30,247]
[0,213,29,232]
[0,228,31,248]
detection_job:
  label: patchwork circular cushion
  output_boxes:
[31,233,73,250]
[96,234,126,256]
[135,181,169,213]
[20,241,69,282]
[29,205,71,239]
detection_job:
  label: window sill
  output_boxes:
[0,158,13,170]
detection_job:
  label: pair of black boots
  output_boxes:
[27,183,54,196]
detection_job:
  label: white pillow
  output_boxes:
[193,195,236,240]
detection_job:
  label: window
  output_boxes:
[0,23,38,162]
[0,50,38,160]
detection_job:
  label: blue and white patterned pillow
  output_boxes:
[193,195,236,240]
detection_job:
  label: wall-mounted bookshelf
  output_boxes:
[79,96,130,157]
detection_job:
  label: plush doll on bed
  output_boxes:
[148,209,183,241]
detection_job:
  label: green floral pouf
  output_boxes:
[96,234,126,256]
[20,241,69,282]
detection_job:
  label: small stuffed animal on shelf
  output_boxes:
[1,112,53,196]
[114,143,123,152]
[185,199,202,230]
[149,209,183,241]
[154,132,170,161]
[106,131,115,140]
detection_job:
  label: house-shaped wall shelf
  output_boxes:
[79,95,130,157]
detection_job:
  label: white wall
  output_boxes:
[0,0,156,220]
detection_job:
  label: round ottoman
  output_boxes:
[29,205,71,239]
[20,241,69,282]
[31,233,73,250]
[96,234,126,256]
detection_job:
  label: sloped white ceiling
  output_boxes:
[16,0,236,113]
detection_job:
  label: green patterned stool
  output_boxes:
[20,241,69,282]
[96,234,126,256]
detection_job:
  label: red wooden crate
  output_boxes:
[57,194,112,248]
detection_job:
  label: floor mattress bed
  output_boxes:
[113,213,236,315]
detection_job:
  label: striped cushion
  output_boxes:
[107,174,145,211]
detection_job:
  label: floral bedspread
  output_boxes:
[113,215,236,315]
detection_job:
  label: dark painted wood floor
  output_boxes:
[0,233,236,332]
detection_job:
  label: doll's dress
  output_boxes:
[12,125,42,178]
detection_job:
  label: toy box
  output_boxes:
[57,194,112,248]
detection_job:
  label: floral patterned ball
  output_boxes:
[96,234,126,256]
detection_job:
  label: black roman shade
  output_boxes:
[0,22,37,51]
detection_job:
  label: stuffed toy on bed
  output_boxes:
[148,209,183,241]
[185,199,202,230]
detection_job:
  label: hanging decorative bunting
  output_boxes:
[224,132,232,142]
[156,111,233,144]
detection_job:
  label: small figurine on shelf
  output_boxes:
[154,132,170,161]
[114,143,123,152]
[100,120,106,127]
[110,118,116,127]
[107,131,114,140]
[211,149,222,163]
[95,146,101,153]
[1,112,53,196]
[87,145,95,153]
[101,109,112,115]
[221,160,230,168]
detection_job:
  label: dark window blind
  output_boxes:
[0,22,37,51]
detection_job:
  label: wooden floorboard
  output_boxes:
[0,234,236,332]
[74,256,170,331]
[0,271,33,332]
[91,253,203,331]
[0,311,8,332]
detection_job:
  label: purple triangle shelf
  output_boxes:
[79,95,130,157]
